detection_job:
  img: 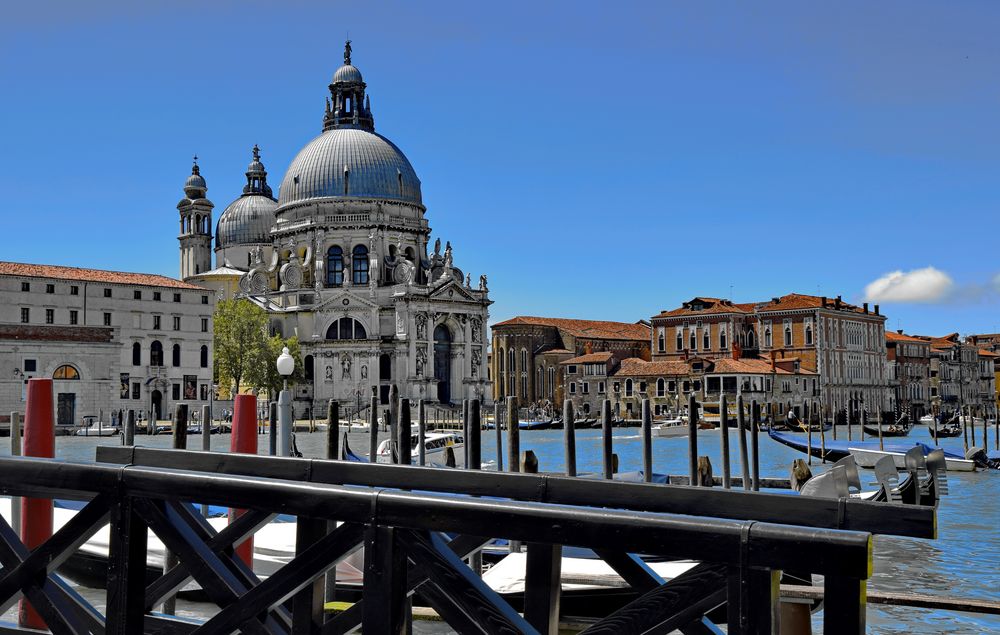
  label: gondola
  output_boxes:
[862,422,912,437]
[766,427,978,469]
[927,423,962,439]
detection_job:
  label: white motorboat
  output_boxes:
[73,421,119,437]
[849,447,976,472]
[654,418,689,438]
[376,428,465,466]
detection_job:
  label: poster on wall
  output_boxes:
[120,373,130,399]
[184,375,197,400]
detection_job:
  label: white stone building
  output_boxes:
[0,262,215,427]
[188,42,492,416]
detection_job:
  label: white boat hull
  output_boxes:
[73,426,119,437]
[655,424,689,438]
[848,447,975,472]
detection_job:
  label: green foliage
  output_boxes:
[248,335,305,399]
[213,298,269,395]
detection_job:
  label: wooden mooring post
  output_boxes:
[506,396,520,473]
[719,395,731,489]
[368,392,378,463]
[493,400,503,470]
[417,399,427,467]
[601,399,613,480]
[563,399,576,477]
[687,394,699,485]
[737,396,750,491]
[641,398,653,483]
[751,401,760,491]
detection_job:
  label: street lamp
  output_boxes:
[276,346,295,456]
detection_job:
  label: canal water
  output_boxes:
[1,424,997,633]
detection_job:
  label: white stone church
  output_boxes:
[185,42,492,416]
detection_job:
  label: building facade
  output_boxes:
[490,316,651,408]
[885,331,931,419]
[189,43,492,415]
[0,263,214,426]
[923,334,995,417]
[652,294,889,420]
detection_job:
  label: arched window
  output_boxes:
[746,328,756,348]
[352,245,369,285]
[784,326,792,347]
[764,327,772,348]
[625,378,634,397]
[132,342,141,366]
[548,367,555,399]
[521,349,527,371]
[720,327,727,349]
[150,341,164,367]
[508,349,515,372]
[657,329,665,352]
[304,355,314,381]
[689,329,696,350]
[326,318,368,340]
[498,348,505,372]
[200,345,209,368]
[805,325,813,345]
[656,378,665,397]
[326,247,344,286]
[703,329,710,350]
[537,367,543,396]
[676,329,683,350]
[172,343,181,367]
[53,365,80,380]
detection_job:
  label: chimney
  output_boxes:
[835,296,842,309]
[769,350,776,371]
[863,302,869,314]
[821,296,827,308]
[897,329,903,334]
[874,304,879,316]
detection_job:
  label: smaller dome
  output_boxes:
[332,64,363,84]
[184,160,207,198]
[216,195,278,249]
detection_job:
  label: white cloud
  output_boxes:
[864,267,954,303]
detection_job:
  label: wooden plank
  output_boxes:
[581,563,727,634]
[398,529,537,635]
[361,525,407,635]
[822,577,866,634]
[780,584,1000,615]
[106,498,148,635]
[524,543,561,635]
[92,447,936,539]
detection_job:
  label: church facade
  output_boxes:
[186,42,492,415]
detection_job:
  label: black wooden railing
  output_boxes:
[0,448,935,634]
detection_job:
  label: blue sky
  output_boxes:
[1,1,997,336]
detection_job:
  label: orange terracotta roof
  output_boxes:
[614,358,689,377]
[492,316,650,341]
[655,297,752,318]
[561,352,614,365]
[755,293,873,314]
[979,349,1000,358]
[0,261,206,290]
[886,331,927,343]
[537,348,574,356]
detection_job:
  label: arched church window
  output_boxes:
[326,247,344,286]
[326,318,367,340]
[150,341,164,367]
[352,245,369,285]
[200,345,209,368]
[172,343,181,367]
[132,342,141,366]
[508,349,516,372]
[498,348,505,372]
[521,349,527,371]
[53,365,80,380]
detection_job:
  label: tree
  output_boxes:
[247,334,305,400]
[213,298,269,395]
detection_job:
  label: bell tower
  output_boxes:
[178,157,214,280]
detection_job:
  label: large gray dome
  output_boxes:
[277,128,422,208]
[332,64,363,84]
[216,195,278,248]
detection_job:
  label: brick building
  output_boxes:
[490,316,650,408]
[884,330,931,419]
[651,293,889,420]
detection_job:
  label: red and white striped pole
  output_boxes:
[229,394,257,566]
[19,378,54,630]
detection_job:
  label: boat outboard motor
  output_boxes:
[966,446,987,468]
[871,456,902,503]
[799,464,849,499]
[924,449,949,500]
[832,455,862,495]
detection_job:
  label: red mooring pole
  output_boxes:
[229,394,257,566]
[19,378,54,629]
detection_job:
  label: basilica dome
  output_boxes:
[215,145,277,249]
[332,63,363,84]
[216,195,277,248]
[277,128,422,208]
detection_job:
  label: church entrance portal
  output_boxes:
[434,325,451,405]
